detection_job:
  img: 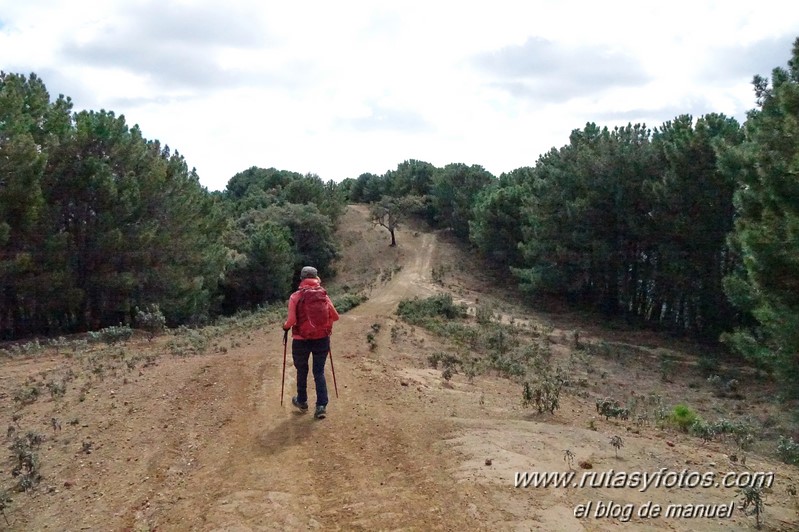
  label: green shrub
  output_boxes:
[428,351,461,381]
[46,380,66,399]
[430,321,477,346]
[475,303,494,324]
[596,398,630,420]
[428,351,461,370]
[522,367,566,414]
[689,419,716,442]
[135,304,167,340]
[397,293,467,324]
[486,350,526,377]
[13,385,40,405]
[6,339,44,356]
[21,339,42,355]
[777,436,799,465]
[699,417,753,446]
[167,328,209,356]
[10,432,43,492]
[88,324,134,344]
[670,404,699,432]
[738,485,765,529]
[332,293,368,314]
[482,326,514,354]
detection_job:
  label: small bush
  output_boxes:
[366,322,381,350]
[689,419,716,442]
[4,339,44,357]
[777,436,799,465]
[135,304,167,340]
[596,398,630,421]
[10,432,44,492]
[584,341,612,358]
[610,435,624,457]
[702,417,754,450]
[0,489,11,525]
[522,367,566,414]
[486,350,526,377]
[431,264,452,284]
[397,294,467,324]
[460,355,480,381]
[13,385,40,405]
[670,404,699,432]
[645,394,669,425]
[332,293,368,314]
[571,330,581,350]
[739,485,765,529]
[475,303,494,324]
[697,355,719,377]
[426,321,477,347]
[366,332,377,351]
[390,324,404,343]
[482,326,514,354]
[428,351,460,369]
[47,336,69,352]
[707,374,741,398]
[659,354,677,382]
[46,380,66,399]
[428,351,461,381]
[21,339,43,355]
[88,324,134,344]
[167,328,209,357]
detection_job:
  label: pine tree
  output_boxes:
[430,163,495,240]
[650,113,743,338]
[720,38,799,396]
[469,168,532,268]
[0,73,73,337]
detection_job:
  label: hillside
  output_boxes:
[0,205,797,531]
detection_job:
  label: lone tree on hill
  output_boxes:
[369,195,421,246]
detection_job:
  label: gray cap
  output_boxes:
[300,266,318,279]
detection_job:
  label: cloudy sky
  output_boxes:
[1,1,797,191]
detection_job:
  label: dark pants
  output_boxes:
[292,337,330,407]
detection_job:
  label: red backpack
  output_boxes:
[294,286,332,339]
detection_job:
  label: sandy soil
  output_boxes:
[1,205,797,531]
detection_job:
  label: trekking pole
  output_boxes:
[329,339,339,398]
[281,329,288,405]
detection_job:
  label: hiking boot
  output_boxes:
[292,396,308,411]
[314,405,326,419]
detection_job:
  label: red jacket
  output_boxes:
[283,278,340,339]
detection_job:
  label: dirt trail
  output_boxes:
[121,211,493,531]
[4,205,798,531]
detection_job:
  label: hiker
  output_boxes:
[283,266,340,419]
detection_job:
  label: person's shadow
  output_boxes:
[256,411,315,456]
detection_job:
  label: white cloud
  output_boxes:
[1,0,798,190]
